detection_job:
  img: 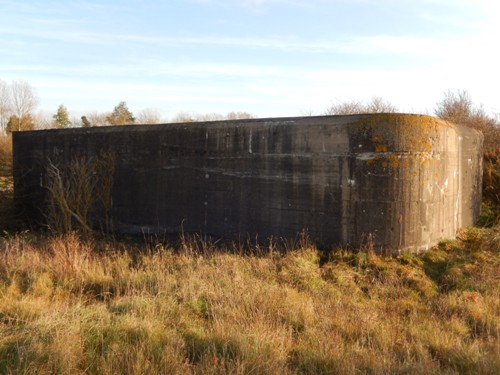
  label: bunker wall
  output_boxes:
[13,114,483,253]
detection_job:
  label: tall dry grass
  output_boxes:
[0,228,498,374]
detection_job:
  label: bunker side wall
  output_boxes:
[13,114,483,252]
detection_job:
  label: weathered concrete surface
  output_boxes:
[13,114,483,253]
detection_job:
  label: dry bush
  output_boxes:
[135,108,163,124]
[435,90,500,152]
[325,96,398,115]
[44,152,115,234]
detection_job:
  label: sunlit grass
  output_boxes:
[0,228,498,374]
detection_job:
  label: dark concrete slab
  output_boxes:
[13,114,483,253]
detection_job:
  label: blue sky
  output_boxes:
[1,0,499,119]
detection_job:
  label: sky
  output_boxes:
[1,0,499,120]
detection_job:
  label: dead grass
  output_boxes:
[0,228,498,374]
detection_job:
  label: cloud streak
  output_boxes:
[2,0,498,119]
[1,22,485,60]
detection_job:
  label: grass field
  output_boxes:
[0,133,499,374]
[0,229,498,374]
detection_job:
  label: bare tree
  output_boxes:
[171,112,196,123]
[199,112,226,121]
[85,112,108,127]
[365,97,398,113]
[434,90,474,125]
[226,111,254,120]
[10,80,39,131]
[32,111,52,130]
[0,79,11,134]
[325,97,397,115]
[324,100,364,115]
[435,90,500,151]
[300,109,316,117]
[136,108,163,124]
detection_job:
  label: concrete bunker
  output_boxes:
[13,114,483,253]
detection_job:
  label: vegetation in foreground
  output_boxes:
[0,228,498,375]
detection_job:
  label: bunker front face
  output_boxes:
[13,114,483,253]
